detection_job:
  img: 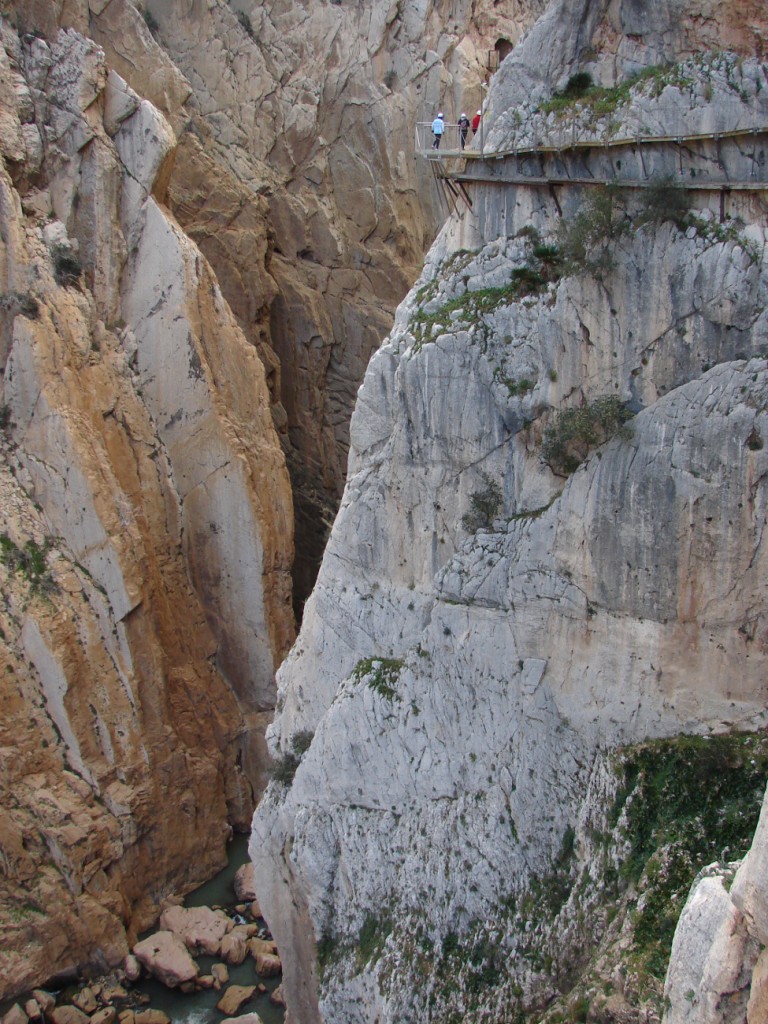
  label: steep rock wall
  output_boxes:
[252,2,768,1021]
[0,0,549,999]
[0,17,293,998]
[86,0,547,611]
[663,782,768,1024]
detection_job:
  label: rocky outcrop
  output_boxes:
[157,906,232,957]
[664,786,768,1024]
[132,932,199,989]
[252,2,768,1021]
[83,0,548,611]
[0,0,557,997]
[0,12,292,999]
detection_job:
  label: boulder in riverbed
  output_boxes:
[220,927,251,965]
[133,931,199,988]
[31,993,55,1016]
[211,962,229,990]
[123,954,142,982]
[233,863,257,902]
[134,1012,171,1024]
[2,1006,27,1024]
[254,952,281,978]
[216,985,256,1016]
[72,988,98,1014]
[90,1010,117,1024]
[51,1008,89,1024]
[270,984,285,1007]
[159,905,232,956]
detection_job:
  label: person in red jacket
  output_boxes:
[471,109,481,134]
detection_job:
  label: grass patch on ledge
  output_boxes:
[538,63,693,118]
[353,657,404,702]
[613,731,768,981]
[409,251,563,350]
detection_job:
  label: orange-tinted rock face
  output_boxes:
[0,0,545,996]
[0,13,293,998]
[84,0,548,615]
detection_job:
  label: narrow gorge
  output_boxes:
[1,2,768,1024]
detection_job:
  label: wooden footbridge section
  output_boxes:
[415,123,768,217]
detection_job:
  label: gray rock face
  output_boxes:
[0,13,293,997]
[664,787,768,1024]
[252,9,768,1022]
[92,0,547,607]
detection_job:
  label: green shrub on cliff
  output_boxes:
[637,176,690,229]
[557,186,629,277]
[461,474,503,532]
[0,534,58,596]
[541,396,632,474]
[268,751,300,786]
[539,64,691,118]
[353,657,404,701]
[614,731,768,981]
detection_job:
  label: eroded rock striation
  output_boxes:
[0,0,552,1001]
[0,11,292,997]
[87,0,547,611]
[252,2,768,1021]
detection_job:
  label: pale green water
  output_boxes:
[132,834,285,1024]
[0,836,286,1024]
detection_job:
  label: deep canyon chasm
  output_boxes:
[2,1,768,1023]
[0,0,539,1003]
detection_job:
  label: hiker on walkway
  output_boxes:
[432,112,445,149]
[458,112,470,149]
[472,109,481,135]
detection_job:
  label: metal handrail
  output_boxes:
[416,124,768,161]
[415,121,477,155]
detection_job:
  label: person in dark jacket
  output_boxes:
[458,112,470,149]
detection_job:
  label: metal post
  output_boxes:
[480,81,485,157]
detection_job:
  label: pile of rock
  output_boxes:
[132,903,282,993]
[1,865,283,1024]
[0,980,162,1024]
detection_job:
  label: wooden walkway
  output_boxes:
[416,124,768,215]
[416,124,768,160]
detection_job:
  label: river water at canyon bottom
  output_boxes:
[133,834,285,1024]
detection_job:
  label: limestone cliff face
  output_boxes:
[0,14,293,997]
[0,0,548,1000]
[85,0,547,611]
[252,2,768,1021]
[664,785,768,1024]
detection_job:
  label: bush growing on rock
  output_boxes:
[541,396,632,475]
[353,657,404,701]
[51,244,82,287]
[0,291,40,319]
[236,11,255,39]
[638,175,690,229]
[268,751,300,786]
[292,729,314,755]
[142,8,159,34]
[557,186,629,277]
[461,474,503,532]
[0,534,58,596]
